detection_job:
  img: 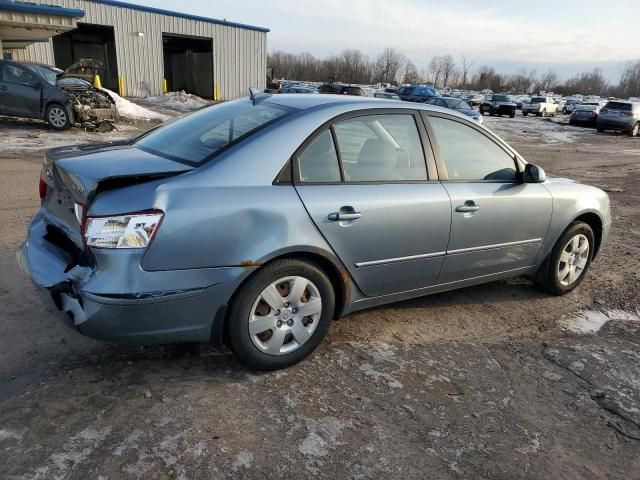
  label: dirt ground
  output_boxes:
[0,109,639,479]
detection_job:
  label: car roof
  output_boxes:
[263,93,476,121]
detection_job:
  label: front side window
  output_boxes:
[298,130,341,183]
[136,99,293,165]
[333,114,427,182]
[429,116,517,182]
[2,64,34,84]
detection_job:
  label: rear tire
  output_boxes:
[597,126,605,133]
[227,259,335,370]
[629,122,639,137]
[534,221,595,296]
[523,111,528,116]
[46,103,72,130]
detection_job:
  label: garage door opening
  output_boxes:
[162,33,213,99]
[52,23,118,91]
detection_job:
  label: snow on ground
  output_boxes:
[102,89,169,122]
[560,309,640,334]
[141,91,211,113]
[0,118,142,153]
[483,115,591,145]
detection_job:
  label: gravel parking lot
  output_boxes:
[1,111,639,479]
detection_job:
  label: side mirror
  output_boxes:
[523,163,546,183]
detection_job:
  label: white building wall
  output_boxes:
[7,0,267,99]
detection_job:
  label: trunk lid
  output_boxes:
[44,144,192,205]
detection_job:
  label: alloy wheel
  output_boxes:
[248,276,322,356]
[557,234,589,286]
[48,107,67,128]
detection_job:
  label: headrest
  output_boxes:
[357,139,396,167]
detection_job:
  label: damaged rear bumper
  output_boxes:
[18,212,244,343]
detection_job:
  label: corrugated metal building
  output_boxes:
[3,0,268,99]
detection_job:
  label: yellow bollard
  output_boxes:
[118,76,125,97]
[93,74,102,89]
[163,78,168,94]
[214,83,220,101]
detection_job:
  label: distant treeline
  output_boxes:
[268,48,640,97]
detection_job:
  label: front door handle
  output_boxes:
[328,206,362,221]
[328,212,362,221]
[455,201,480,213]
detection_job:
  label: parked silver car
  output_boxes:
[596,101,640,136]
[19,93,611,370]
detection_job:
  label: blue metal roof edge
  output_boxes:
[0,0,84,17]
[88,0,270,33]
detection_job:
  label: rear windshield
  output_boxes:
[531,97,545,103]
[604,101,632,111]
[493,95,510,102]
[136,99,293,165]
[575,104,597,111]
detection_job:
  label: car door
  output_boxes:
[0,62,42,118]
[294,110,451,297]
[424,112,553,284]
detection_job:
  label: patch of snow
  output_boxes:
[484,116,589,145]
[0,428,23,442]
[231,450,254,469]
[560,309,640,334]
[102,88,169,121]
[298,417,350,457]
[142,91,211,113]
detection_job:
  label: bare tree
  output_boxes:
[440,55,456,88]
[428,56,443,87]
[460,55,475,87]
[537,69,559,92]
[401,61,420,85]
[373,48,406,84]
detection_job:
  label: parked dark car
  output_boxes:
[479,94,517,117]
[570,104,601,127]
[318,83,367,96]
[395,85,436,103]
[425,96,482,123]
[0,59,116,130]
[19,94,610,370]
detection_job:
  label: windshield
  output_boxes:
[136,99,293,165]
[32,66,58,85]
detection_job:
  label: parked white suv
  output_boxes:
[522,96,559,117]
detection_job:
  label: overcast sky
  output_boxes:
[130,0,639,81]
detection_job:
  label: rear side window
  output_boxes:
[605,102,632,111]
[333,114,427,182]
[136,99,292,165]
[298,130,341,183]
[429,116,517,182]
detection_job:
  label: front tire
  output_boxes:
[534,221,595,296]
[523,111,528,116]
[46,103,72,130]
[227,259,335,370]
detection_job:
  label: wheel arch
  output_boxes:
[213,248,352,346]
[573,211,603,258]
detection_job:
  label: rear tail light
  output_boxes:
[622,111,633,117]
[600,108,608,114]
[38,176,47,200]
[83,210,164,249]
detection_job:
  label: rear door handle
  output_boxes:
[455,201,480,213]
[328,212,362,221]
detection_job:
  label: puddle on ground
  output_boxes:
[560,309,640,334]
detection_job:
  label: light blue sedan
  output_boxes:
[19,93,611,370]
